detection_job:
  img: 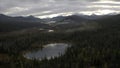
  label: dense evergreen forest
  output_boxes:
[0,14,120,68]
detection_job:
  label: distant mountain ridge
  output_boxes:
[1,13,119,23]
[0,14,49,32]
[0,14,42,23]
[42,14,119,24]
[0,13,120,32]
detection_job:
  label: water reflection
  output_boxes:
[24,43,70,60]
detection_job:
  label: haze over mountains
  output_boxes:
[0,13,120,32]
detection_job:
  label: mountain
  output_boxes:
[94,14,120,29]
[44,14,120,30]
[0,13,120,32]
[0,14,49,32]
[43,14,110,25]
[0,14,42,23]
[43,15,91,26]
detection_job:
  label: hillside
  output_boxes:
[0,14,49,32]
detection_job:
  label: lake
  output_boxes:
[24,43,70,60]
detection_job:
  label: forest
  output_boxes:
[0,14,120,68]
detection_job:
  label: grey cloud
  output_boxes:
[0,0,120,17]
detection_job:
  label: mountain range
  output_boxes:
[0,14,120,32]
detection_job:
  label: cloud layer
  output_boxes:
[0,0,120,18]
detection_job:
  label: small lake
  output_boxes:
[24,43,70,60]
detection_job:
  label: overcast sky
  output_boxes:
[0,0,120,18]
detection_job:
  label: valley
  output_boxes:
[0,14,120,68]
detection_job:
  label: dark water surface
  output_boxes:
[24,43,70,60]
